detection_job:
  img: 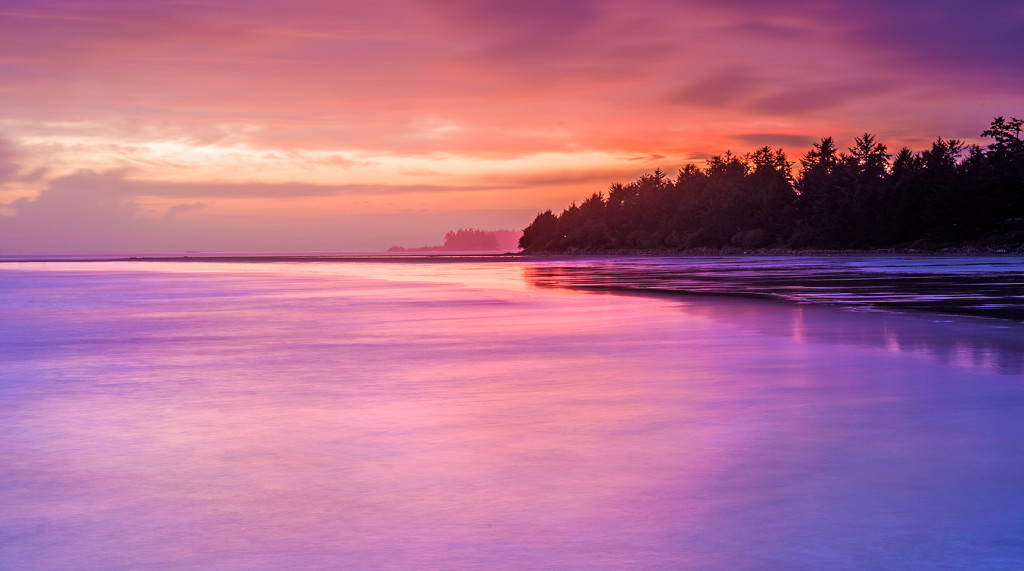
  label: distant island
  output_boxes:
[520,116,1024,253]
[389,228,523,252]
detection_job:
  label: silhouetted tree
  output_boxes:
[695,151,747,245]
[517,117,1024,252]
[741,146,796,245]
[794,137,842,245]
[842,133,890,246]
[519,210,559,250]
[982,116,1024,154]
[980,116,1024,226]
[884,146,925,243]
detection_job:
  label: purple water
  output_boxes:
[2,258,1023,569]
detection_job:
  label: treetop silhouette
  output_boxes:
[520,117,1024,252]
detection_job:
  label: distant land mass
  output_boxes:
[389,229,523,252]
[519,116,1024,254]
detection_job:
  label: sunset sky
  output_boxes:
[1,0,1022,252]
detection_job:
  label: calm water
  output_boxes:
[2,258,1023,569]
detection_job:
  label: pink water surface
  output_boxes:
[1,260,1023,569]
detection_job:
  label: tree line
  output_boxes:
[519,117,1024,251]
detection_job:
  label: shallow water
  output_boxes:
[523,254,1024,320]
[2,259,1023,569]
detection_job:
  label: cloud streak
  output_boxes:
[2,170,523,205]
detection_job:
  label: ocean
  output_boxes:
[2,256,1023,569]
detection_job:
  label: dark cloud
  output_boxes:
[0,171,145,252]
[683,152,716,162]
[672,67,762,108]
[7,171,138,218]
[629,154,666,161]
[672,67,900,115]
[748,79,898,115]
[730,133,815,149]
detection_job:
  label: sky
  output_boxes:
[1,0,1022,252]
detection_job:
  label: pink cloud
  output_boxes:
[0,138,20,182]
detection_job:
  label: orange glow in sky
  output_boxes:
[1,0,1022,251]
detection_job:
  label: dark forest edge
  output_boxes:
[519,117,1024,254]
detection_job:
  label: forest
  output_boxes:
[519,117,1024,252]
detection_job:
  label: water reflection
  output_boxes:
[522,255,1024,320]
[524,262,1024,375]
[2,261,1024,569]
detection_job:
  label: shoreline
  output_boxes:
[523,244,1024,257]
[1,244,1022,264]
[4,250,1022,321]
